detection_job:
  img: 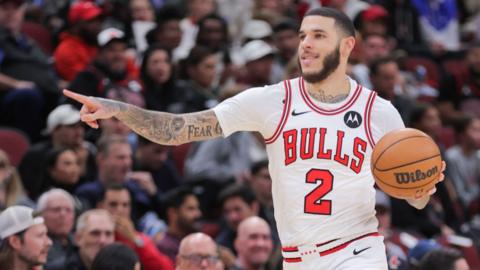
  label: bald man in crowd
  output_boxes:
[232,216,273,270]
[176,232,224,270]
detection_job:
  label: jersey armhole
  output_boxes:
[265,80,292,144]
[364,91,376,148]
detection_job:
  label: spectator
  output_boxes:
[53,1,103,81]
[195,13,235,87]
[175,0,216,60]
[38,148,82,195]
[70,209,115,270]
[0,205,52,269]
[0,149,33,211]
[19,104,97,200]
[0,0,58,141]
[354,5,390,37]
[75,135,162,222]
[134,136,182,194]
[408,239,441,270]
[242,20,273,45]
[237,40,275,87]
[216,184,259,254]
[91,243,141,270]
[176,232,223,270]
[98,183,175,270]
[37,188,77,270]
[351,33,390,89]
[128,0,156,54]
[445,114,480,217]
[146,6,183,59]
[156,186,202,262]
[69,27,145,109]
[418,247,470,270]
[271,19,299,83]
[247,160,279,247]
[370,57,415,123]
[141,45,181,112]
[172,45,219,113]
[439,44,480,121]
[232,216,273,270]
[410,0,461,53]
[409,104,445,151]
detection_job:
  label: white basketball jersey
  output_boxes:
[265,77,378,247]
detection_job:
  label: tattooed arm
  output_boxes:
[116,106,222,145]
[63,90,223,145]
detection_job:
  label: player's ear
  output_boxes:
[340,36,356,57]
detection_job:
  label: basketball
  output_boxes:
[371,128,442,199]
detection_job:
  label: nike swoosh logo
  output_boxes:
[291,110,311,116]
[353,247,371,255]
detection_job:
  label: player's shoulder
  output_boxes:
[241,79,292,97]
[360,85,397,112]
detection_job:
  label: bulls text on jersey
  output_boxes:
[282,127,367,174]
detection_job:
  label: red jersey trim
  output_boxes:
[364,91,377,148]
[265,80,292,144]
[299,77,361,115]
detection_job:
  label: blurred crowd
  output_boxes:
[0,0,480,269]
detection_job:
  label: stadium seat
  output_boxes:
[0,127,30,167]
[401,57,440,88]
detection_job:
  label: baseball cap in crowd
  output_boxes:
[97,28,126,47]
[243,20,273,41]
[68,2,103,24]
[0,206,44,240]
[407,239,441,266]
[241,40,276,63]
[362,5,389,22]
[42,104,81,135]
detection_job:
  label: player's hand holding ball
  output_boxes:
[371,128,445,200]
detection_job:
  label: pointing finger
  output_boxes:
[63,89,94,106]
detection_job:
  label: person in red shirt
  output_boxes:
[98,183,174,270]
[54,2,103,82]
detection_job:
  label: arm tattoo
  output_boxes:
[308,89,349,104]
[114,103,223,145]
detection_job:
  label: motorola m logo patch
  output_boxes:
[343,111,362,128]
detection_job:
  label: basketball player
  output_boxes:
[64,8,444,270]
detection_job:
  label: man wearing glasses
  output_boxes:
[176,232,223,270]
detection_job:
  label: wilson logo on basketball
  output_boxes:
[394,166,438,184]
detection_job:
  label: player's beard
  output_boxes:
[300,44,341,84]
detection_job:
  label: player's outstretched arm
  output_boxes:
[63,89,223,145]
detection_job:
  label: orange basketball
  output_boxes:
[371,128,442,199]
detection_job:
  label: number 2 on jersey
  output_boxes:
[304,169,333,215]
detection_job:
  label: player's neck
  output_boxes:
[305,69,350,104]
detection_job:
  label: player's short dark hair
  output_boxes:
[251,160,269,175]
[218,184,257,207]
[418,248,464,270]
[91,243,139,270]
[369,56,396,76]
[304,7,355,38]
